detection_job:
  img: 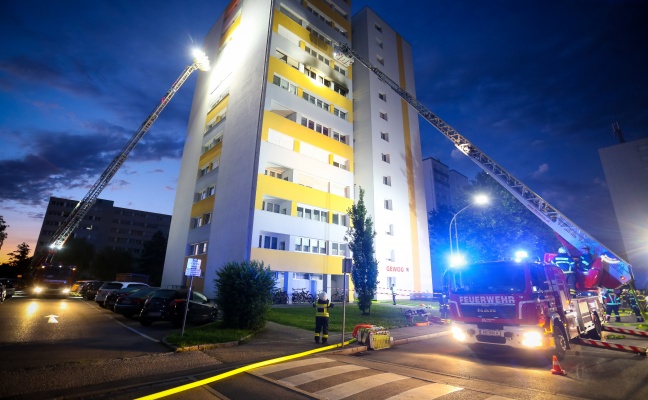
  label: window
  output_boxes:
[379,92,386,101]
[331,242,347,256]
[301,116,330,137]
[376,55,384,65]
[387,224,394,235]
[276,49,299,69]
[388,250,395,262]
[204,213,212,224]
[306,26,332,46]
[382,153,391,163]
[383,176,391,186]
[384,199,393,210]
[192,216,203,228]
[380,131,389,141]
[332,131,348,144]
[279,5,302,26]
[333,64,346,76]
[265,168,283,179]
[375,23,382,33]
[332,213,348,227]
[262,200,281,214]
[272,75,297,95]
[302,91,330,111]
[334,108,347,120]
[259,235,279,250]
[376,38,383,49]
[379,111,388,120]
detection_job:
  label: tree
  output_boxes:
[7,242,31,274]
[90,248,134,280]
[0,216,8,251]
[53,237,95,278]
[428,171,559,267]
[213,260,276,330]
[138,231,168,286]
[346,187,379,315]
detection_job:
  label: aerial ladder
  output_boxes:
[30,50,211,269]
[333,43,647,324]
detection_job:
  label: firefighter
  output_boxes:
[554,247,576,293]
[628,291,645,322]
[604,289,621,322]
[579,246,593,270]
[313,291,334,344]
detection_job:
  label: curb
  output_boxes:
[329,329,451,355]
[165,332,256,352]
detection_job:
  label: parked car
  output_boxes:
[70,280,92,296]
[0,279,16,299]
[104,286,153,311]
[140,289,217,327]
[82,281,106,300]
[114,287,160,318]
[96,282,149,307]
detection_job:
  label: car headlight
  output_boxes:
[452,326,467,342]
[521,331,543,347]
[61,288,70,294]
[34,287,43,294]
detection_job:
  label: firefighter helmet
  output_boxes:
[558,247,567,254]
[319,291,328,301]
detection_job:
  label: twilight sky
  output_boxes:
[1,0,647,263]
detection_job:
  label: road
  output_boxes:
[1,296,647,399]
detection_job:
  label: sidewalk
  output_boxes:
[200,320,451,363]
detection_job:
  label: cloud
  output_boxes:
[532,163,549,178]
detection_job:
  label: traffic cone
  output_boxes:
[550,355,566,375]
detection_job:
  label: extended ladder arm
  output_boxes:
[333,43,634,287]
[33,52,210,267]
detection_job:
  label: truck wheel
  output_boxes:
[587,315,602,340]
[549,326,568,361]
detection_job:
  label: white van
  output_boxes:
[95,281,149,307]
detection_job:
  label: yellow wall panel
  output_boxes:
[191,196,215,218]
[307,0,351,33]
[251,247,344,275]
[199,141,222,166]
[262,110,353,161]
[256,174,352,214]
[268,57,352,118]
[206,94,230,123]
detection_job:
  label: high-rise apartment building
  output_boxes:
[422,157,469,214]
[36,196,171,259]
[162,0,432,299]
[599,137,648,289]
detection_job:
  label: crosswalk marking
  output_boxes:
[253,357,334,375]
[384,382,463,400]
[279,364,367,387]
[313,373,409,400]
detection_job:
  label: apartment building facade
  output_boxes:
[36,196,171,259]
[599,137,648,290]
[162,0,432,299]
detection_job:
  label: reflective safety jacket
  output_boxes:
[314,299,333,317]
[605,293,621,306]
[553,254,574,272]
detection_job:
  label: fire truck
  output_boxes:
[444,255,630,359]
[332,44,647,359]
[31,265,77,298]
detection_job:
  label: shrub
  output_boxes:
[214,260,276,330]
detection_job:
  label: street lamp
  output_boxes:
[448,194,489,257]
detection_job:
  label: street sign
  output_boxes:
[185,258,202,277]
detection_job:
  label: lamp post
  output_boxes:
[449,194,489,258]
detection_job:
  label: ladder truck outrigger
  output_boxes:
[29,50,210,295]
[333,43,647,359]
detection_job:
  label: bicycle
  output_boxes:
[272,289,288,304]
[331,288,348,303]
[292,288,314,304]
